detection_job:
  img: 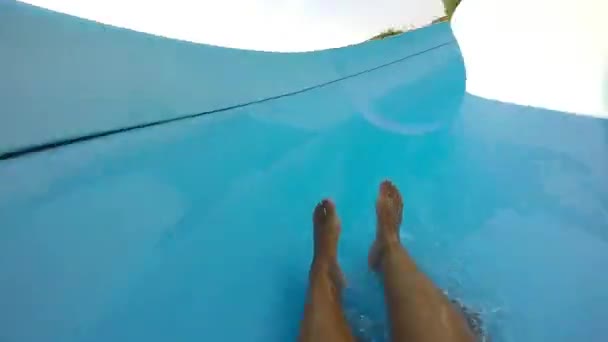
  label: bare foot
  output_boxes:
[367,182,476,342]
[312,199,345,289]
[369,180,404,272]
[300,199,353,342]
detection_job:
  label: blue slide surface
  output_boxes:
[1,2,607,341]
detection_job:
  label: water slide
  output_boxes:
[1,1,607,341]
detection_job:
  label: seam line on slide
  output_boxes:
[0,40,455,161]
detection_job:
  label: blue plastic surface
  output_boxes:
[0,1,452,153]
[1,3,608,342]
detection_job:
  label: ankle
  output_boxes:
[312,249,337,265]
[314,241,337,260]
[376,229,401,247]
[310,257,338,281]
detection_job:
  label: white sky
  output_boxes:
[20,0,445,52]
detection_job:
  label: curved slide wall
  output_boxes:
[1,1,607,342]
[0,1,453,155]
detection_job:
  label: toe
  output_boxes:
[377,180,404,229]
[379,180,400,200]
[313,198,336,226]
[379,180,403,207]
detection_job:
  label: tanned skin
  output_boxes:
[369,181,476,342]
[299,181,475,342]
[298,199,355,342]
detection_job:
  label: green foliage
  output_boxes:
[442,0,461,19]
[368,28,404,41]
[432,15,449,24]
[369,0,461,42]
